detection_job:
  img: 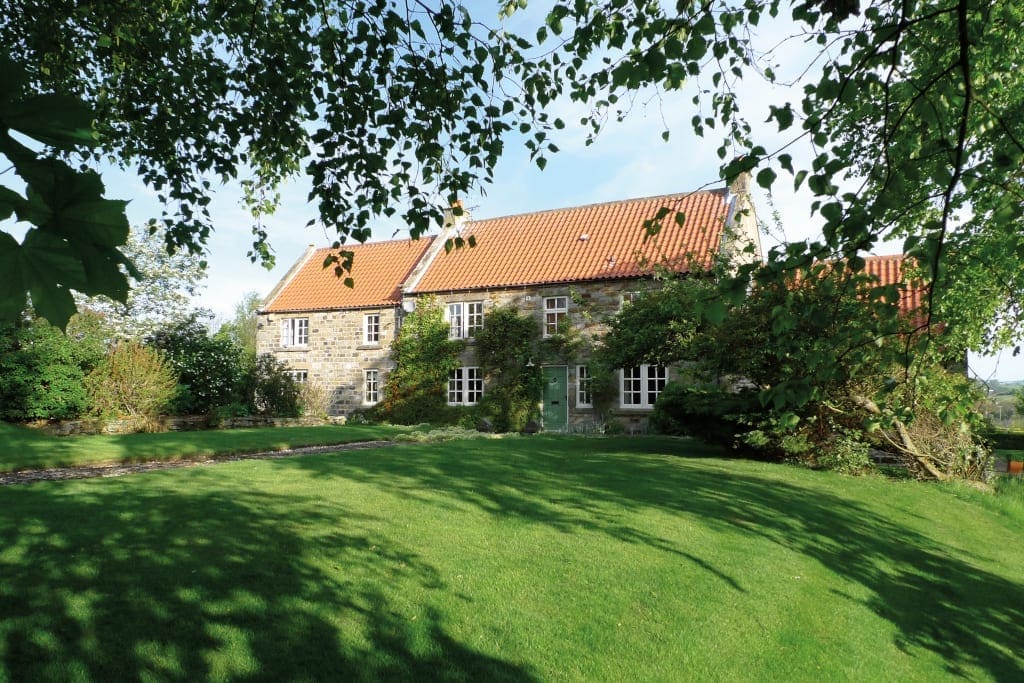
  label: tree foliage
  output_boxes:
[4,0,1022,424]
[605,270,989,480]
[1,1,565,272]
[216,291,263,359]
[147,316,245,415]
[77,226,208,339]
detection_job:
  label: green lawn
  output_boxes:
[0,422,416,473]
[1,435,1021,681]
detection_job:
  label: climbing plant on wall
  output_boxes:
[373,296,463,424]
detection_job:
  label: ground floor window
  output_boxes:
[621,365,666,409]
[364,369,380,405]
[577,365,592,407]
[285,370,308,383]
[448,366,483,405]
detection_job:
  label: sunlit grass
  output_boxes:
[0,422,416,473]
[0,435,1021,680]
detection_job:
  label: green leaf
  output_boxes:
[20,229,88,291]
[1,94,98,148]
[0,232,26,321]
[73,242,132,301]
[779,412,800,430]
[756,168,777,189]
[14,160,129,247]
[28,281,77,330]
[704,300,728,325]
[0,186,26,221]
[0,56,29,102]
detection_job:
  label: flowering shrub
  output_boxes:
[85,340,177,421]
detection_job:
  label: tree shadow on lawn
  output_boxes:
[0,480,535,682]
[286,436,1024,679]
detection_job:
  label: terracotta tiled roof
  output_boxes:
[862,254,926,315]
[411,190,731,293]
[263,238,434,312]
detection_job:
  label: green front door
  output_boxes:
[542,366,568,432]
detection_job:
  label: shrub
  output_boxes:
[982,429,1024,452]
[85,340,177,421]
[650,383,759,447]
[242,354,301,417]
[148,316,246,414]
[298,381,333,418]
[816,432,872,474]
[0,316,96,420]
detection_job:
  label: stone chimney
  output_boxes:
[442,200,470,234]
[729,170,751,197]
[722,167,763,268]
[401,200,472,294]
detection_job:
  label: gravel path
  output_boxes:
[0,440,397,486]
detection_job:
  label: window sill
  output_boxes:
[277,346,309,352]
[357,344,382,350]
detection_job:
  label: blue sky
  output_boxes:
[92,8,1022,382]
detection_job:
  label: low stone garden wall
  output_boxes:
[29,415,347,436]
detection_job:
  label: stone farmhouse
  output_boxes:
[257,178,763,430]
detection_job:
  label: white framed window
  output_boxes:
[280,318,308,347]
[448,366,483,405]
[544,296,568,337]
[363,313,381,344]
[285,370,308,383]
[577,365,592,407]
[620,291,642,309]
[447,301,484,339]
[621,365,667,409]
[364,369,380,405]
[466,301,484,338]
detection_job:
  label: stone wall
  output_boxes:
[256,307,400,416]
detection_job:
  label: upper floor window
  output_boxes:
[364,313,381,344]
[543,296,568,337]
[577,365,592,407]
[447,301,484,339]
[621,364,667,409]
[448,366,483,405]
[364,369,380,405]
[280,318,308,347]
